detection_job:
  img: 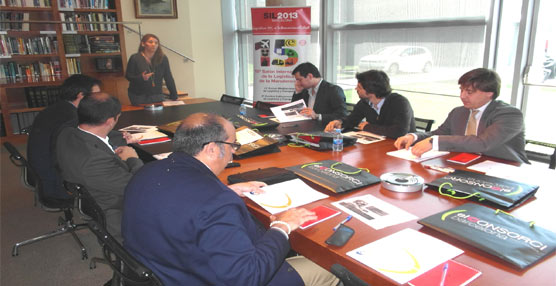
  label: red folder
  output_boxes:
[300,205,341,229]
[138,137,171,145]
[408,259,481,286]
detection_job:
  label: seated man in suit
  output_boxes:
[291,62,347,125]
[122,113,340,286]
[56,92,144,242]
[325,70,416,138]
[394,68,528,163]
[27,75,101,199]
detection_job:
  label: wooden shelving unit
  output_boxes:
[0,0,127,136]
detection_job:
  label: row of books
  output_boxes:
[24,86,62,107]
[62,34,119,54]
[66,57,81,75]
[60,12,118,32]
[0,0,51,7]
[0,34,58,57]
[2,111,40,135]
[0,12,29,31]
[58,0,111,9]
[0,60,62,84]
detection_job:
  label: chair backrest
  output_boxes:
[220,94,244,105]
[64,182,106,229]
[414,117,435,132]
[346,103,355,113]
[89,220,163,286]
[254,101,278,111]
[525,140,556,169]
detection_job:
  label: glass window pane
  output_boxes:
[332,0,489,23]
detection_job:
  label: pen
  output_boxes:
[439,262,449,286]
[333,215,352,231]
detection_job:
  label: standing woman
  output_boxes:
[126,34,178,105]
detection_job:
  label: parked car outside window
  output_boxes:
[358,46,433,75]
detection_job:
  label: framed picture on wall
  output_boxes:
[134,0,178,19]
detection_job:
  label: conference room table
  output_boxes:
[116,99,556,285]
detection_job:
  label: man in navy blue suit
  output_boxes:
[122,113,339,286]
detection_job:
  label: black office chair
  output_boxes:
[220,94,245,105]
[3,142,37,205]
[414,117,435,132]
[254,101,278,111]
[525,139,556,169]
[66,182,163,286]
[346,103,356,113]
[4,143,88,259]
[330,264,369,286]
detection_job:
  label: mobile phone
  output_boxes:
[325,224,354,247]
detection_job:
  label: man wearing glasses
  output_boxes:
[122,113,340,286]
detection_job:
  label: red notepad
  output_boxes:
[138,137,171,145]
[300,205,341,229]
[408,260,481,286]
[446,153,481,165]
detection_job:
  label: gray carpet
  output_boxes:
[1,143,113,286]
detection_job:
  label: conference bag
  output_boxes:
[285,160,380,193]
[418,203,556,269]
[234,126,280,159]
[227,167,298,185]
[286,131,357,151]
[426,170,538,210]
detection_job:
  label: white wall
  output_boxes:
[120,0,225,100]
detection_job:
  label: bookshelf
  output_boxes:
[0,0,128,137]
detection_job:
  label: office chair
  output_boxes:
[346,103,355,113]
[525,140,556,169]
[3,142,37,205]
[414,117,435,132]
[220,94,245,105]
[254,101,278,111]
[330,264,369,286]
[67,182,163,286]
[6,143,88,259]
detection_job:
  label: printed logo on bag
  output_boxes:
[443,174,522,196]
[440,209,549,252]
[304,164,363,185]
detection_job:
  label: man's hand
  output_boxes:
[299,107,317,119]
[115,146,139,161]
[357,121,369,130]
[142,71,154,81]
[122,131,142,144]
[325,120,342,132]
[228,181,266,197]
[410,138,432,157]
[394,134,415,150]
[270,208,317,232]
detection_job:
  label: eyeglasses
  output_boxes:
[203,141,242,151]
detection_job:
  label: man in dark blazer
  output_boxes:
[291,62,347,125]
[56,93,143,242]
[27,75,101,199]
[122,113,339,286]
[395,68,528,163]
[325,70,416,138]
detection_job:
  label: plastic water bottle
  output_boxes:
[332,128,343,152]
[239,103,247,115]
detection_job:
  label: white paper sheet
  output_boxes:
[162,100,185,106]
[153,152,172,160]
[236,128,263,145]
[387,148,449,162]
[332,194,417,230]
[347,228,463,284]
[343,131,385,144]
[270,99,312,123]
[244,178,328,214]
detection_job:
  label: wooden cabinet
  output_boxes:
[0,0,127,137]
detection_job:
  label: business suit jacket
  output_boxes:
[27,101,78,199]
[122,152,304,286]
[415,100,528,163]
[291,80,347,125]
[342,93,416,138]
[28,101,128,200]
[56,127,143,241]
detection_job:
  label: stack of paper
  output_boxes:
[387,148,449,162]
